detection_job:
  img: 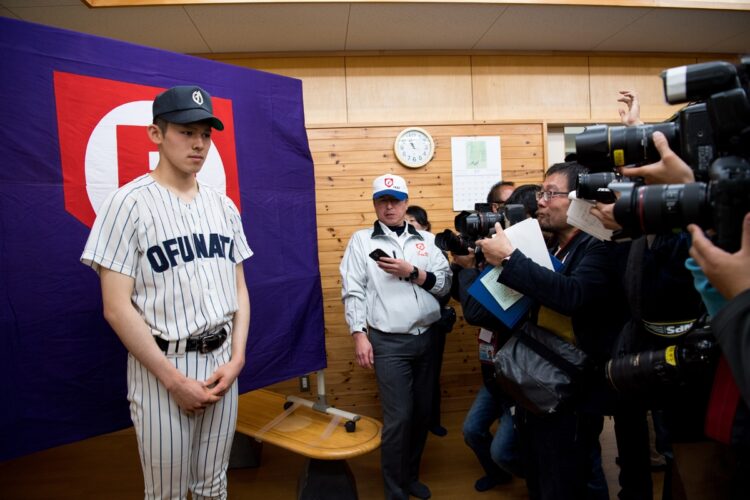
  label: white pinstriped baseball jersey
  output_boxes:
[81,173,253,340]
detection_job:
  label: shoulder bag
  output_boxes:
[493,321,589,415]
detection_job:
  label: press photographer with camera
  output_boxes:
[686,217,750,499]
[583,92,706,500]
[487,180,516,212]
[473,162,628,500]
[451,184,539,493]
[580,58,750,498]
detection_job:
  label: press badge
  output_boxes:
[479,342,495,364]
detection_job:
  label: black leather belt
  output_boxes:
[155,327,228,354]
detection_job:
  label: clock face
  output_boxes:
[394,128,435,168]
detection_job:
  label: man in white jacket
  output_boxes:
[340,174,452,500]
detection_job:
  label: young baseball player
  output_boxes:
[81,85,252,499]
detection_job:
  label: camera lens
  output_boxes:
[614,182,709,237]
[455,210,505,239]
[576,123,680,172]
[609,123,679,168]
[576,172,619,202]
[606,327,718,396]
[434,229,471,255]
[575,125,611,172]
[606,349,681,394]
[640,183,707,233]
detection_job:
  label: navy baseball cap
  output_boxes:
[152,85,224,130]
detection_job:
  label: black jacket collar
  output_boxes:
[370,220,422,239]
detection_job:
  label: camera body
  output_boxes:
[435,204,526,256]
[575,57,750,251]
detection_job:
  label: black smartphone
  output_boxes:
[369,248,389,262]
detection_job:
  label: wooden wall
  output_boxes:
[204,53,721,125]
[203,52,730,418]
[257,122,545,417]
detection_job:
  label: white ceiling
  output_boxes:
[1,0,749,55]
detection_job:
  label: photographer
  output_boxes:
[475,162,627,500]
[689,211,750,401]
[585,92,708,500]
[688,216,750,500]
[454,184,539,492]
[582,62,750,497]
[487,180,516,212]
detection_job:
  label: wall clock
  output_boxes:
[394,127,435,168]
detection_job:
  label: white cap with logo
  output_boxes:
[372,174,409,201]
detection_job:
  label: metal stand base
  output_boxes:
[228,431,263,469]
[298,458,358,500]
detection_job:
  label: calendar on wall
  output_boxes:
[451,136,502,211]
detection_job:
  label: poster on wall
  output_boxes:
[451,136,502,210]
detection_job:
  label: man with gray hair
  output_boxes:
[340,173,452,500]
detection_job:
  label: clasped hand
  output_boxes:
[169,359,243,414]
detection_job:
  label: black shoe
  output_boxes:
[474,470,512,492]
[497,459,525,478]
[409,480,431,499]
[429,425,447,437]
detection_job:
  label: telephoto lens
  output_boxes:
[575,123,679,172]
[605,325,718,396]
[613,182,710,238]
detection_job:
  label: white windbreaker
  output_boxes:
[340,221,452,335]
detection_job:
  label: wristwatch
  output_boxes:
[408,266,419,281]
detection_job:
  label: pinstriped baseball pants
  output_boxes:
[127,340,238,500]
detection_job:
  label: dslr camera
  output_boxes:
[605,318,719,401]
[435,203,526,257]
[575,57,750,251]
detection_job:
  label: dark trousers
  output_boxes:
[613,408,653,500]
[517,407,604,500]
[370,327,436,500]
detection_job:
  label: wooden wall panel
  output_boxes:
[268,122,545,417]
[214,56,348,125]
[345,56,474,124]
[472,55,591,121]
[589,56,697,123]
[214,52,734,126]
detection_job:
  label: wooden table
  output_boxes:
[235,389,382,499]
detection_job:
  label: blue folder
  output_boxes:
[468,255,563,329]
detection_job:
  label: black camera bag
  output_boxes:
[493,321,589,415]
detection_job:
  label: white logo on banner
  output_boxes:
[84,100,226,215]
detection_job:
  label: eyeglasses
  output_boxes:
[535,191,570,202]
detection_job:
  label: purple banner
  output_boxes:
[0,18,325,461]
